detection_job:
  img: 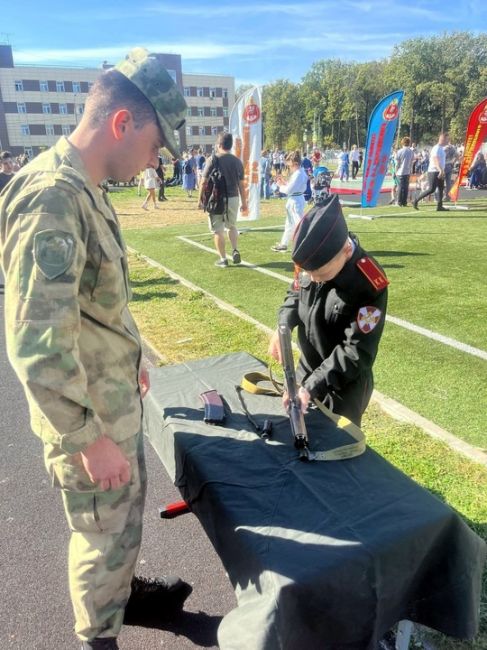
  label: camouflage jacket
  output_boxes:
[0,138,143,454]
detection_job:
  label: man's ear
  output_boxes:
[111,109,132,141]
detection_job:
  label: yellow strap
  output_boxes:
[311,399,366,461]
[240,371,366,461]
[241,371,283,396]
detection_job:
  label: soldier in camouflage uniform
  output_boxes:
[0,49,192,650]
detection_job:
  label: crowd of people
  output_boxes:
[387,134,483,210]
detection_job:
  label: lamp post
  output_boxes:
[303,128,308,156]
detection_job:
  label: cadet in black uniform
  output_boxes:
[268,195,388,426]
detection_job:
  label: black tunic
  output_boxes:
[278,240,388,426]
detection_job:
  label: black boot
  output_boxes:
[81,638,119,649]
[123,575,193,626]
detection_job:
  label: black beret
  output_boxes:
[292,195,349,271]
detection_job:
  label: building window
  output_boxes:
[209,87,216,98]
[223,88,228,98]
[199,126,205,136]
[46,124,55,136]
[186,107,192,117]
[186,126,191,136]
[15,80,23,91]
[197,87,204,97]
[17,102,27,114]
[223,108,228,117]
[183,87,190,97]
[62,125,71,136]
[72,81,81,93]
[87,82,93,91]
[167,69,177,83]
[24,147,33,158]
[40,80,49,92]
[76,104,84,115]
[56,81,65,92]
[21,124,30,136]
[42,103,52,114]
[198,107,204,117]
[211,126,218,136]
[210,107,217,117]
[59,103,68,115]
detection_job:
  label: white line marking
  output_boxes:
[177,236,292,283]
[129,246,487,468]
[177,235,487,361]
[128,247,272,335]
[386,316,487,360]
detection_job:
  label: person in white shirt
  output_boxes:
[141,164,160,210]
[271,150,309,252]
[413,133,448,211]
[350,145,361,179]
[394,136,415,206]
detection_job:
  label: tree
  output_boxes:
[262,80,304,149]
[235,84,254,101]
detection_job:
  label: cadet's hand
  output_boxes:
[268,330,282,363]
[282,387,311,413]
[80,436,131,491]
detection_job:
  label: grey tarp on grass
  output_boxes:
[144,352,486,650]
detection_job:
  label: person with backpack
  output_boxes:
[198,132,248,268]
[182,148,197,197]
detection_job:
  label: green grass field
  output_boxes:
[113,186,487,649]
[119,188,487,449]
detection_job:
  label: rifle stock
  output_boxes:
[278,325,310,459]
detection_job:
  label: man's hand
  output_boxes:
[80,436,131,491]
[268,330,282,363]
[282,386,311,414]
[438,170,444,179]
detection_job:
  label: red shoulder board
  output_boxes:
[356,257,389,291]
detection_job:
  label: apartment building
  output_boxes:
[0,44,234,158]
[183,73,234,153]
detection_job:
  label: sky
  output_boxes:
[2,1,486,86]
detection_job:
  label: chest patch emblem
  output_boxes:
[357,306,382,334]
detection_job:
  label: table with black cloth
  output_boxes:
[143,352,485,650]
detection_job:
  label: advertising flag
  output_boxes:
[230,86,262,220]
[450,97,487,202]
[361,90,404,208]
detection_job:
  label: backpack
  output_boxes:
[184,159,193,175]
[202,156,228,216]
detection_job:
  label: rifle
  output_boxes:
[278,324,314,461]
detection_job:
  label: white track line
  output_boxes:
[128,246,487,468]
[177,235,487,361]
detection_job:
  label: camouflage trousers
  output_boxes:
[43,431,147,641]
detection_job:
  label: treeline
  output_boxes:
[241,33,487,149]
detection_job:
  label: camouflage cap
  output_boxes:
[115,47,187,158]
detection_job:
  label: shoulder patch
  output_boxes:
[33,229,75,280]
[356,257,389,291]
[357,306,382,333]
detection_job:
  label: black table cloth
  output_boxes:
[144,352,485,650]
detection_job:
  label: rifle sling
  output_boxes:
[240,371,366,461]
